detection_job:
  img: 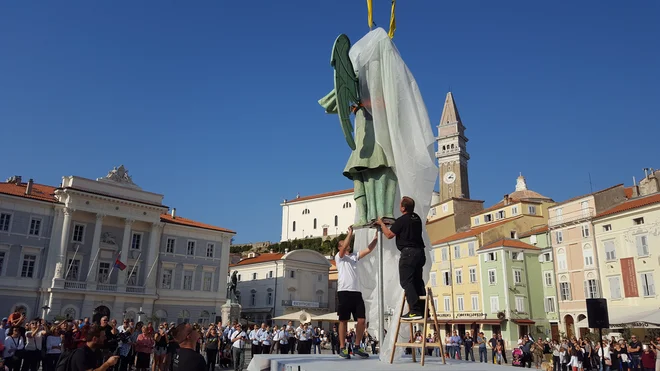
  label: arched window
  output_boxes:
[334,215,338,227]
[63,307,76,320]
[178,310,190,324]
[313,218,317,229]
[154,309,167,323]
[292,221,296,231]
[199,310,210,324]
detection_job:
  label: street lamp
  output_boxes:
[41,305,50,319]
[137,307,145,322]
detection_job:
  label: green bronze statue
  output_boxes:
[319,34,397,226]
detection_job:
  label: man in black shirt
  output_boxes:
[70,325,119,371]
[172,323,206,371]
[377,196,426,320]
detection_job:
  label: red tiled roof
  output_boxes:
[481,238,539,251]
[624,187,634,199]
[551,184,624,208]
[518,225,548,238]
[283,189,352,204]
[595,193,660,219]
[432,216,524,245]
[0,181,58,203]
[160,214,235,234]
[230,253,284,267]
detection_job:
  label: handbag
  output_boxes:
[605,358,612,366]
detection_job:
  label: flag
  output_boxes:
[388,0,396,39]
[367,0,373,29]
[114,258,126,271]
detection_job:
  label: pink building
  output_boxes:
[547,185,626,338]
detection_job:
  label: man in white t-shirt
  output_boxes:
[334,226,377,359]
[231,323,247,371]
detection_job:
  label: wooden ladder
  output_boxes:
[389,287,446,366]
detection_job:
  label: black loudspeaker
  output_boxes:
[586,298,610,328]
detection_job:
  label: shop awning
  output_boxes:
[512,319,536,325]
[608,307,660,329]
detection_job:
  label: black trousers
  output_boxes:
[297,340,311,354]
[399,248,426,313]
[288,338,296,354]
[251,343,261,355]
[331,342,340,354]
[205,349,217,371]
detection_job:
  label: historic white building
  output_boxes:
[280,189,355,241]
[0,167,234,324]
[230,250,331,324]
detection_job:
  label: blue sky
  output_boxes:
[2,1,659,243]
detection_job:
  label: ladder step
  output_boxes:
[394,342,443,348]
[397,318,429,324]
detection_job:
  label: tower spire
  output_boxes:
[439,92,463,127]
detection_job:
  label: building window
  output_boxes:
[443,296,451,312]
[126,265,138,286]
[98,262,110,283]
[559,282,571,301]
[313,218,317,229]
[302,209,310,215]
[251,293,256,306]
[496,210,505,220]
[292,221,296,231]
[66,259,80,280]
[290,270,295,278]
[318,274,322,282]
[488,269,496,285]
[267,292,273,305]
[28,218,42,236]
[556,208,563,222]
[72,224,85,243]
[581,225,590,238]
[484,214,492,222]
[183,271,193,290]
[442,271,451,286]
[544,297,556,313]
[485,252,497,261]
[457,296,465,311]
[608,276,622,299]
[430,272,437,286]
[640,272,655,297]
[633,217,644,225]
[471,295,479,310]
[442,204,448,212]
[544,272,553,287]
[604,240,616,260]
[20,254,36,278]
[0,213,11,232]
[441,248,448,261]
[557,253,567,270]
[511,252,520,260]
[268,271,273,279]
[636,235,649,256]
[334,216,338,227]
[237,274,241,281]
[206,243,214,258]
[468,242,475,256]
[202,272,212,291]
[469,267,477,283]
[161,269,173,289]
[555,231,563,244]
[584,249,594,267]
[528,206,536,215]
[131,233,142,250]
[455,269,462,285]
[429,208,437,217]
[542,252,552,262]
[603,224,612,232]
[511,206,519,216]
[252,272,257,280]
[513,269,522,285]
[433,298,439,312]
[187,241,196,256]
[515,296,525,313]
[584,279,599,298]
[490,296,499,313]
[343,202,352,209]
[0,251,5,275]
[453,245,460,259]
[474,217,480,226]
[166,238,175,253]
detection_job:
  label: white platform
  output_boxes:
[247,354,523,371]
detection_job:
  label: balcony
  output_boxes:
[281,300,328,309]
[548,207,595,227]
[126,286,145,294]
[64,281,87,290]
[97,283,117,292]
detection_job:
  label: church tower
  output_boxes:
[437,92,470,201]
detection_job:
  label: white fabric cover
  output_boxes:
[348,27,438,362]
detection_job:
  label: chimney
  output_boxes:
[171,208,176,218]
[633,176,637,186]
[504,194,509,205]
[25,179,34,195]
[644,168,649,178]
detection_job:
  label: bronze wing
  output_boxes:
[330,34,359,151]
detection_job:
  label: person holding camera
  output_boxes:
[230,324,247,371]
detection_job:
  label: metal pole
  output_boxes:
[599,327,605,371]
[377,227,385,353]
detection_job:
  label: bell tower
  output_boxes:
[437,92,470,201]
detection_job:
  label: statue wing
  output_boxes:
[331,34,359,151]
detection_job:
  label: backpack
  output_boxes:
[56,348,81,371]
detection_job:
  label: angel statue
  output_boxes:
[318,34,397,226]
[226,271,238,302]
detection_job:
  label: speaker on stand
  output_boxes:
[586,298,610,371]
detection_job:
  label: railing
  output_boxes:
[126,286,145,294]
[548,207,595,227]
[64,281,87,290]
[97,283,117,292]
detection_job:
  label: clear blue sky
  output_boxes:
[2,1,659,243]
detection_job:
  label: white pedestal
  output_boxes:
[221,301,241,325]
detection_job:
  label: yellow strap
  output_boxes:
[388,0,396,39]
[367,0,373,29]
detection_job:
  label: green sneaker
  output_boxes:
[354,348,370,358]
[339,348,351,359]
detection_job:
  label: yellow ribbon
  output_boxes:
[367,0,396,39]
[388,0,396,39]
[367,0,373,29]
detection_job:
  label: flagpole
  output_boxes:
[126,252,141,285]
[64,244,80,280]
[107,252,121,283]
[85,247,101,281]
[145,254,159,285]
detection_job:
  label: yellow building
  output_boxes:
[426,197,484,243]
[427,175,554,339]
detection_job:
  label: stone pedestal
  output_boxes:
[221,301,241,325]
